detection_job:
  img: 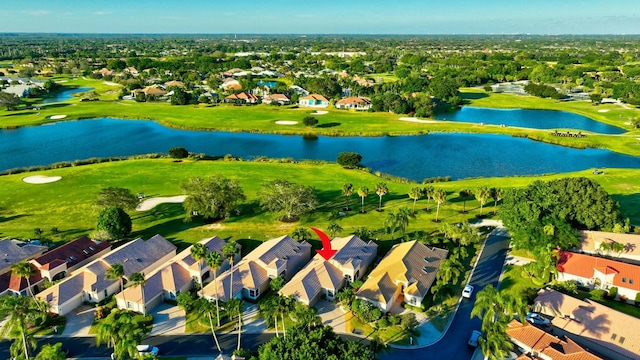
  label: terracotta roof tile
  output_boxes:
[33,236,110,270]
[557,251,640,291]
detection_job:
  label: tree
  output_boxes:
[225,297,245,351]
[302,116,318,127]
[590,93,603,105]
[95,187,138,211]
[327,222,343,238]
[181,175,246,221]
[292,227,312,241]
[357,186,369,213]
[105,263,126,304]
[258,323,373,360]
[96,207,132,240]
[384,207,414,241]
[478,321,514,360]
[408,186,423,214]
[0,91,21,110]
[12,262,42,311]
[194,298,222,353]
[270,275,286,292]
[374,182,388,211]
[459,189,473,214]
[336,152,362,168]
[0,295,45,360]
[489,187,504,215]
[433,188,447,222]
[128,272,146,315]
[222,240,240,298]
[471,285,525,334]
[95,309,146,360]
[170,88,191,105]
[35,343,66,360]
[257,179,318,222]
[206,251,223,327]
[190,243,207,297]
[423,185,434,211]
[342,183,354,211]
[474,187,491,216]
[168,147,189,159]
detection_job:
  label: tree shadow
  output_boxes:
[316,122,341,128]
[0,213,29,223]
[461,92,489,100]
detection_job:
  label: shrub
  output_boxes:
[589,289,606,302]
[169,147,189,159]
[388,315,400,326]
[608,287,618,300]
[635,292,640,306]
[377,317,390,328]
[302,116,319,127]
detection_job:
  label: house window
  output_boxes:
[619,337,625,344]
[103,290,108,297]
[249,289,260,298]
[409,297,416,305]
[630,279,634,284]
[611,333,617,340]
[127,301,132,309]
[622,277,626,282]
[327,289,335,298]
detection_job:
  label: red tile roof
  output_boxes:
[300,94,329,102]
[33,236,110,270]
[557,251,640,291]
[225,92,258,101]
[336,96,370,105]
[8,263,42,292]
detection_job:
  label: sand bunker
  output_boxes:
[398,117,438,123]
[275,120,298,125]
[22,175,62,184]
[49,115,67,120]
[103,81,120,86]
[598,109,610,113]
[136,195,187,211]
[311,110,328,115]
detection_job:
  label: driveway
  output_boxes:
[62,305,96,336]
[150,303,186,335]
[316,299,348,333]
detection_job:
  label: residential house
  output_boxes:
[224,92,259,104]
[299,94,329,108]
[280,235,377,306]
[115,236,237,314]
[534,288,640,360]
[506,320,601,360]
[164,80,185,89]
[262,94,290,105]
[221,78,242,92]
[556,251,640,302]
[132,85,167,98]
[289,85,309,97]
[202,235,312,302]
[572,230,640,264]
[356,241,448,312]
[335,96,371,110]
[0,239,48,276]
[37,235,176,316]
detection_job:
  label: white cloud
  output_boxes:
[27,10,51,16]
[93,11,112,16]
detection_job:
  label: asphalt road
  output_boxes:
[379,227,510,360]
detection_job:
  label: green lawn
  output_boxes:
[1,159,639,247]
[498,265,542,302]
[2,76,639,156]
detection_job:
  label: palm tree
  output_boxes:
[459,189,472,213]
[474,186,491,216]
[35,342,67,360]
[436,258,463,285]
[128,272,146,314]
[408,186,422,214]
[274,295,294,339]
[432,188,447,222]
[489,187,504,215]
[194,298,222,353]
[105,263,125,304]
[374,182,388,211]
[95,309,144,360]
[190,242,207,297]
[471,285,525,332]
[478,320,514,360]
[292,227,312,241]
[0,295,45,360]
[222,240,239,299]
[205,251,223,327]
[259,296,280,337]
[384,208,413,241]
[327,222,343,238]
[357,186,369,213]
[225,297,245,351]
[12,261,42,311]
[342,183,354,211]
[423,185,434,211]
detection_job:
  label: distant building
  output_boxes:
[572,230,640,264]
[262,94,290,105]
[335,96,371,110]
[299,94,329,108]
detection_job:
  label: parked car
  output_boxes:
[468,330,482,347]
[137,345,159,357]
[526,312,550,326]
[462,285,474,299]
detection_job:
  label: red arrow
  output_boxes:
[310,227,337,261]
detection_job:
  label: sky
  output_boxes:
[1,0,639,35]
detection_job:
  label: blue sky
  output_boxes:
[1,0,639,34]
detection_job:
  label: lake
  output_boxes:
[435,106,626,134]
[42,87,94,103]
[2,118,639,180]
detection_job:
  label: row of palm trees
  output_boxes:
[342,183,504,222]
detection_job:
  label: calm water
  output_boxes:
[41,87,93,103]
[2,118,639,180]
[435,107,626,134]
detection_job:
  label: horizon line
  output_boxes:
[1,32,640,37]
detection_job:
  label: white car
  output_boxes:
[137,345,159,357]
[526,312,551,326]
[462,285,474,298]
